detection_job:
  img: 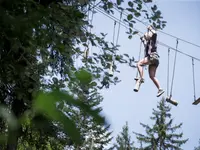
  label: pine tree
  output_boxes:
[133,98,188,150]
[114,121,136,150]
[194,139,200,150]
[64,78,113,150]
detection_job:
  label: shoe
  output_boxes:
[157,89,165,97]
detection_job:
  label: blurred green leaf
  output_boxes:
[134,12,141,17]
[117,0,122,5]
[151,5,157,11]
[128,1,133,7]
[75,68,92,84]
[133,31,139,35]
[127,14,133,20]
[90,81,97,87]
[108,2,113,9]
[33,91,81,144]
[0,134,7,144]
[123,54,129,58]
[126,8,137,13]
[129,22,133,28]
[0,105,19,130]
[33,90,106,136]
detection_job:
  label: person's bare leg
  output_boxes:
[149,65,165,97]
[148,65,160,89]
[137,57,149,79]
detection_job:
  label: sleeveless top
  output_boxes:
[144,32,158,57]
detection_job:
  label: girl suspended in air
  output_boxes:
[137,25,165,97]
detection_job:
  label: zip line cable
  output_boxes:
[94,6,200,63]
[158,30,200,48]
[158,41,200,62]
[94,6,144,35]
[112,4,200,49]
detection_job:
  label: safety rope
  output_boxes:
[192,57,196,101]
[135,41,143,78]
[113,21,116,45]
[167,48,170,96]
[170,39,179,97]
[109,10,122,75]
[84,2,95,59]
[115,11,122,46]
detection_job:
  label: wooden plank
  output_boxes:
[192,97,200,105]
[134,78,143,92]
[166,97,178,106]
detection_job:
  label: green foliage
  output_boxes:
[133,98,188,150]
[194,139,200,150]
[0,0,166,149]
[114,122,136,150]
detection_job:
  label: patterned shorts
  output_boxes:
[148,52,159,67]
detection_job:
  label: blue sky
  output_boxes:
[90,1,200,149]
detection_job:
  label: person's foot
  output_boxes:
[157,89,165,97]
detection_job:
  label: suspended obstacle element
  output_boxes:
[166,95,178,106]
[108,61,114,76]
[165,40,179,106]
[83,3,95,59]
[108,11,122,76]
[191,58,200,105]
[108,21,116,76]
[134,41,144,92]
[193,98,200,105]
[134,77,144,92]
[84,48,89,59]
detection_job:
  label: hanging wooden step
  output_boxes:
[166,96,178,106]
[192,97,200,105]
[134,77,144,92]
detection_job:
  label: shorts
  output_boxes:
[148,52,159,67]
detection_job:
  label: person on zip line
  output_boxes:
[137,25,165,97]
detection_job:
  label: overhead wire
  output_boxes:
[94,5,200,63]
[94,6,143,35]
[113,3,200,49]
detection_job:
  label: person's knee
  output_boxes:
[149,74,155,80]
[137,61,143,67]
[137,62,140,68]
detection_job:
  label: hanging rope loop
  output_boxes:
[167,48,170,96]
[192,57,196,101]
[170,39,179,97]
[109,10,122,76]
